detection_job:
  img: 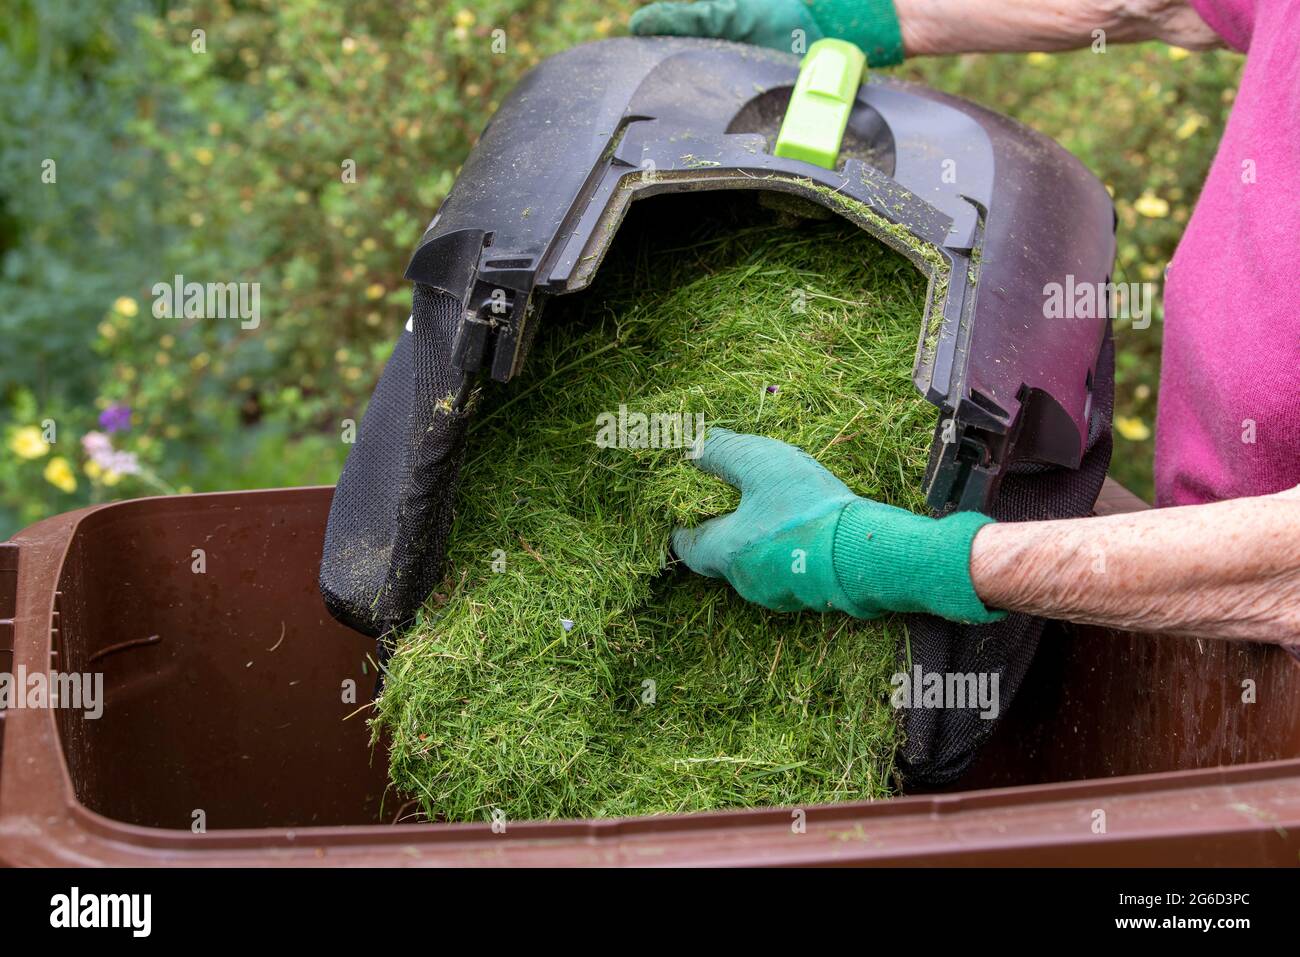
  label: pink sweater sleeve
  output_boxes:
[1187,0,1256,52]
[1153,0,1300,505]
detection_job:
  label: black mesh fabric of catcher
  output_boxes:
[320,37,1117,786]
[899,331,1114,783]
[320,286,470,641]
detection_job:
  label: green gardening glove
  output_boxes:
[671,428,1005,623]
[629,0,906,66]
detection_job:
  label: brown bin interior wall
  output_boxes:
[52,492,388,830]
[32,486,1300,831]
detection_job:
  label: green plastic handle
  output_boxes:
[773,38,867,169]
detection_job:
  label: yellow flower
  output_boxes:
[113,296,139,317]
[84,460,103,480]
[9,425,49,460]
[194,147,214,166]
[44,456,77,493]
[365,283,386,300]
[1026,52,1052,66]
[1133,192,1170,218]
[1174,114,1204,140]
[101,470,122,487]
[453,9,475,29]
[1115,416,1152,442]
[1167,46,1191,61]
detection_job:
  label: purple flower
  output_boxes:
[561,619,574,632]
[765,385,779,394]
[98,404,132,433]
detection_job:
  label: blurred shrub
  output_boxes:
[0,1,173,528]
[92,1,614,506]
[0,1,163,401]
[1,0,614,532]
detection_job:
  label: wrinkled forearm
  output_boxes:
[969,486,1300,643]
[896,0,1221,56]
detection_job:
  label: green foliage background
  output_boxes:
[1,1,1242,534]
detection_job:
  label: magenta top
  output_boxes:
[1154,0,1300,505]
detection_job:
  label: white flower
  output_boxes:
[81,430,140,475]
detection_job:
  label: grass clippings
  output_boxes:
[375,193,933,822]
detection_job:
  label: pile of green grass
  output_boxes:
[376,195,935,821]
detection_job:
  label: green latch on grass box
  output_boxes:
[774,38,867,169]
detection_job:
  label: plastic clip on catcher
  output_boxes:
[773,38,867,169]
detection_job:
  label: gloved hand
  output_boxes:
[630,0,824,53]
[670,428,1005,623]
[629,0,906,66]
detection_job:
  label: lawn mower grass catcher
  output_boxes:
[321,36,1116,800]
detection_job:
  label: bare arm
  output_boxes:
[970,485,1300,643]
[896,0,1221,56]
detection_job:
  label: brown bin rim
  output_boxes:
[2,486,1299,867]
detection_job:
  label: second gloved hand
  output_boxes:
[629,0,825,53]
[629,0,907,66]
[670,428,1005,622]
